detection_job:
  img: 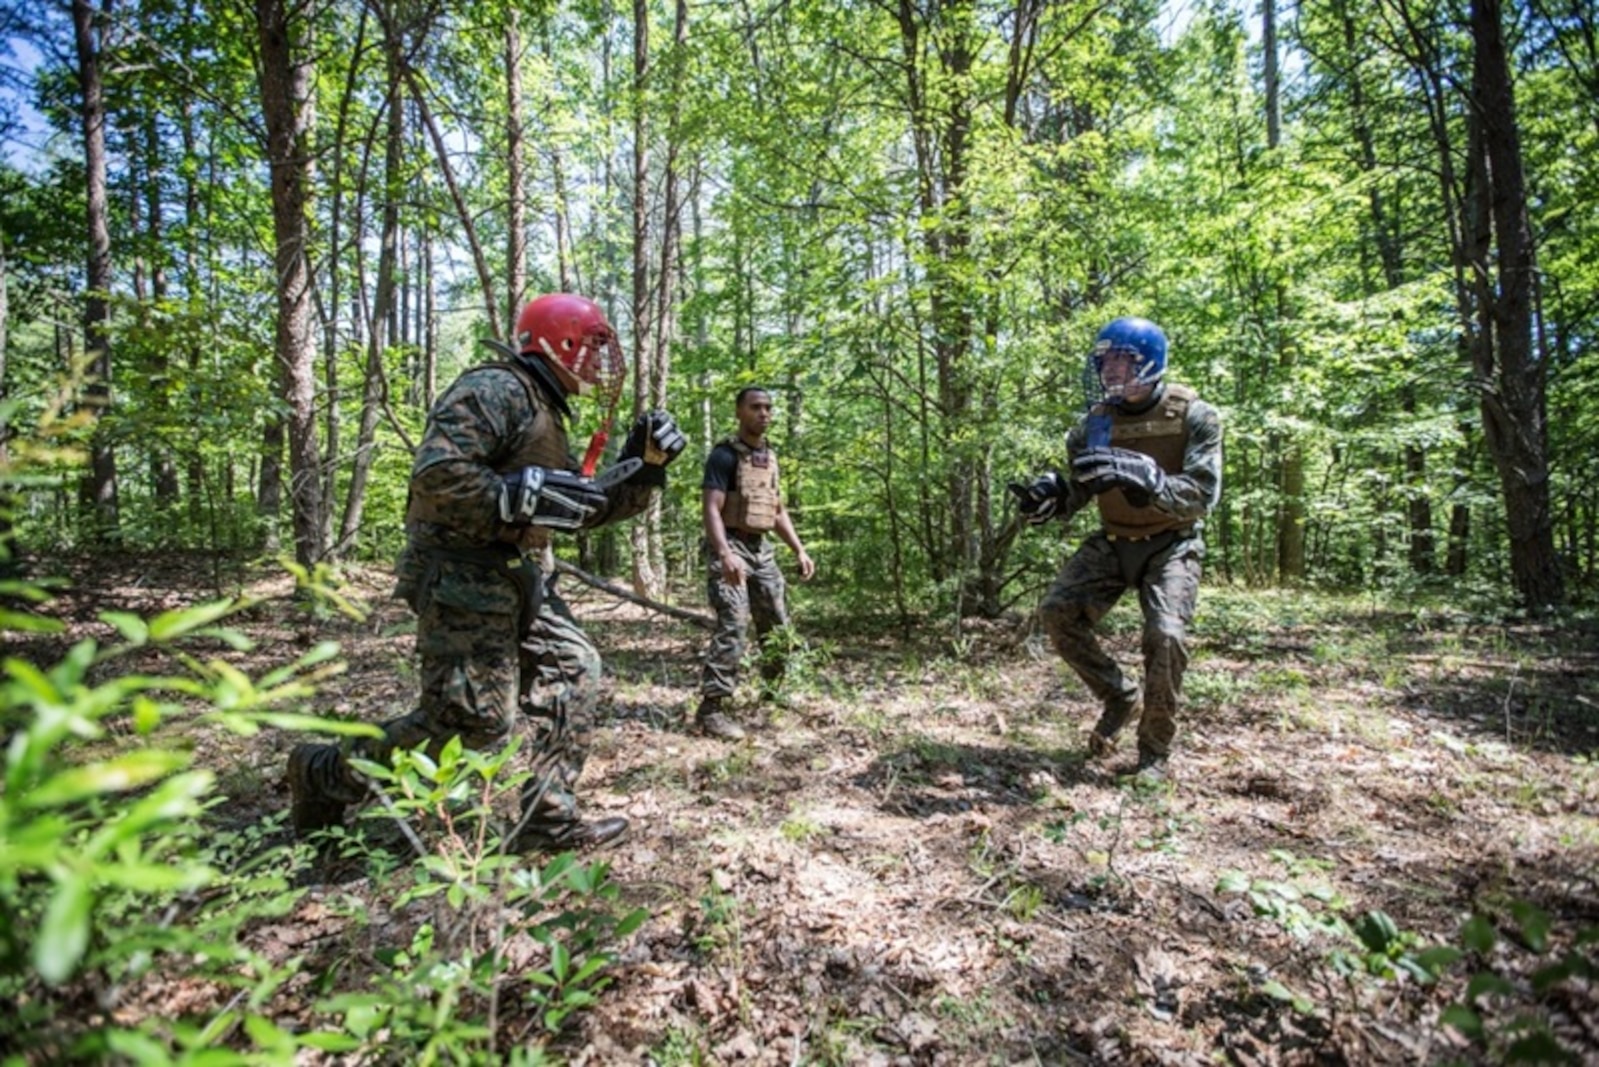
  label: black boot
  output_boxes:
[1133,747,1170,782]
[1087,693,1142,759]
[694,696,746,740]
[512,815,630,853]
[286,743,350,834]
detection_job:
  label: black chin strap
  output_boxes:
[1118,380,1167,417]
[515,353,575,420]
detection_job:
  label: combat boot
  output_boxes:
[1133,747,1170,783]
[511,815,630,853]
[694,696,746,740]
[287,743,349,834]
[1087,694,1141,759]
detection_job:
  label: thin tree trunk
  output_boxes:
[1268,1,1305,582]
[319,6,368,547]
[401,62,502,339]
[1469,0,1562,609]
[0,228,12,558]
[143,117,179,510]
[552,147,573,292]
[74,0,119,542]
[336,32,405,557]
[629,0,661,599]
[180,32,208,536]
[638,0,688,591]
[506,7,527,324]
[257,0,326,566]
[423,226,438,408]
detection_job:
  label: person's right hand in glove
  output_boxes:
[1007,471,1068,525]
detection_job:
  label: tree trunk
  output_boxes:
[141,118,179,511]
[628,0,662,599]
[423,227,438,408]
[638,0,688,592]
[1469,0,1562,609]
[256,0,326,566]
[336,31,405,557]
[403,63,501,339]
[1267,1,1305,583]
[506,7,527,324]
[74,0,120,543]
[895,0,979,607]
[180,48,206,534]
[0,228,12,558]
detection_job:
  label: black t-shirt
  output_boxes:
[702,439,772,492]
[702,442,738,492]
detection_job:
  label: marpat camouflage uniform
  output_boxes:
[291,359,654,833]
[1039,382,1223,762]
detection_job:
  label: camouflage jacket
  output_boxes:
[406,360,654,551]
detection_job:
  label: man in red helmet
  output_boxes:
[1012,317,1222,780]
[288,293,686,851]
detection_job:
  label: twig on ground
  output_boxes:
[555,560,714,630]
[1503,663,1521,743]
[369,784,431,861]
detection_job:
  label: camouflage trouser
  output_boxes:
[699,536,791,699]
[302,558,600,824]
[1038,529,1204,757]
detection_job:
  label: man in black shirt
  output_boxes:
[695,387,815,740]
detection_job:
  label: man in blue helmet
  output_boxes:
[1011,317,1222,779]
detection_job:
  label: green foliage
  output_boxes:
[1215,850,1456,1010]
[0,544,642,1060]
[0,587,332,988]
[8,0,1599,604]
[1436,905,1598,1065]
[0,567,353,1058]
[1217,850,1596,1062]
[338,737,647,1056]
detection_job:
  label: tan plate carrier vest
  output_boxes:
[1094,383,1195,540]
[719,437,781,534]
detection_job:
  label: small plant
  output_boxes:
[699,744,757,784]
[0,573,370,1059]
[694,877,742,958]
[1216,851,1350,944]
[331,737,648,1054]
[651,1025,713,1066]
[1003,881,1046,921]
[780,813,825,841]
[1217,853,1464,1019]
[1437,904,1598,1064]
[758,626,835,699]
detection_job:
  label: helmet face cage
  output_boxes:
[515,294,630,476]
[1086,317,1167,404]
[516,295,627,393]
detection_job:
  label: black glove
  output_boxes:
[621,411,687,486]
[498,466,608,529]
[1007,471,1068,525]
[1071,448,1166,506]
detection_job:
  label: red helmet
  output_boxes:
[515,293,626,401]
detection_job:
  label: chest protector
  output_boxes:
[719,437,781,533]
[1093,383,1196,539]
[407,361,574,551]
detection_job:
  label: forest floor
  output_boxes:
[18,553,1599,1065]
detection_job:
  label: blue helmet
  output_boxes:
[1091,317,1168,390]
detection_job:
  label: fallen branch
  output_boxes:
[554,559,714,630]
